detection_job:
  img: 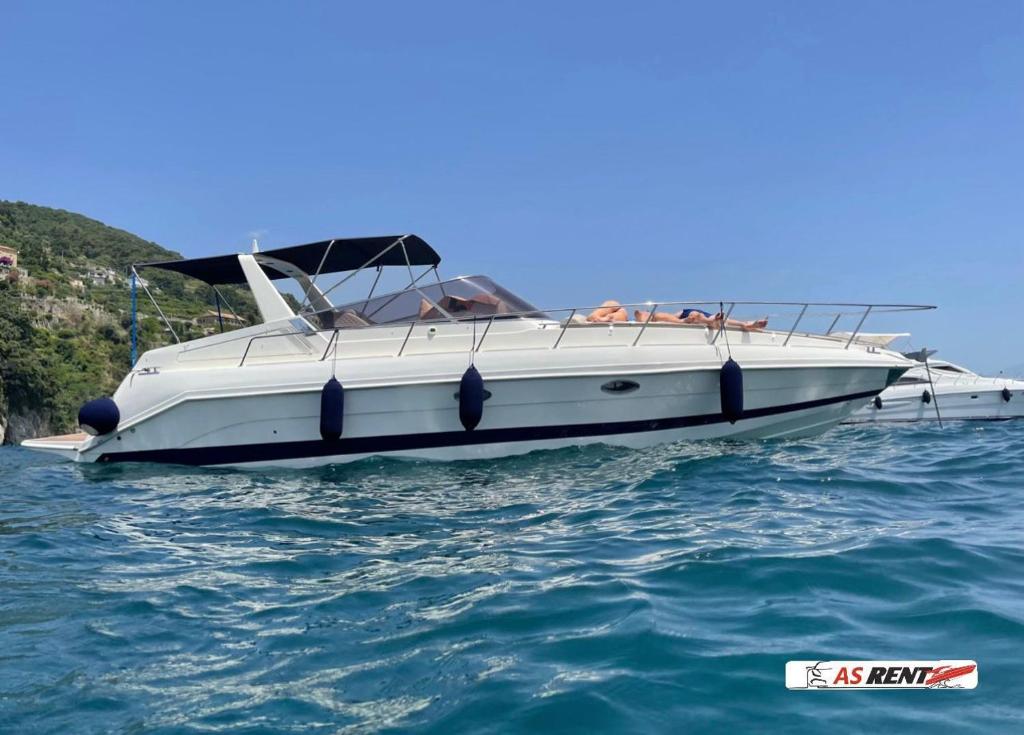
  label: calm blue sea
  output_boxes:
[2,423,1022,734]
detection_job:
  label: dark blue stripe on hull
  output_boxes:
[96,389,879,466]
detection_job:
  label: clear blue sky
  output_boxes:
[2,1,1021,372]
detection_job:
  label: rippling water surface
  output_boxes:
[2,423,1023,733]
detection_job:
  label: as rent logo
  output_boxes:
[786,660,978,689]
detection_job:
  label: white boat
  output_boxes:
[22,235,929,468]
[845,342,1024,423]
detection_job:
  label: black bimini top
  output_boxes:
[138,235,439,285]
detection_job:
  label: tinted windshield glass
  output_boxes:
[896,376,929,385]
[309,276,549,328]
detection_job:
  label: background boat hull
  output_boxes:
[847,385,1024,423]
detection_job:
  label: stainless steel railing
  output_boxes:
[219,299,934,367]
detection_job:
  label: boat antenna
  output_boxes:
[921,349,943,428]
[251,238,260,253]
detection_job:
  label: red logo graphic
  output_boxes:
[786,660,978,689]
[924,664,977,688]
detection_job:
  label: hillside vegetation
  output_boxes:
[0,201,257,443]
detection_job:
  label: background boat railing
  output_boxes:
[212,300,936,367]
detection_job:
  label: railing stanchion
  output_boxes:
[319,329,339,361]
[783,304,808,347]
[552,309,576,349]
[475,316,495,353]
[825,313,842,335]
[239,338,254,367]
[711,302,735,345]
[397,321,416,357]
[631,303,657,347]
[844,305,872,349]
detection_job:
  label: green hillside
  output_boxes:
[0,201,257,443]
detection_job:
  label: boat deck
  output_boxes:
[20,432,89,459]
[35,432,89,443]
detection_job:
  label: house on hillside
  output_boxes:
[0,244,17,270]
[197,310,248,332]
[83,266,119,286]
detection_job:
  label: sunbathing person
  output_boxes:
[634,306,768,332]
[586,300,629,323]
[419,294,501,320]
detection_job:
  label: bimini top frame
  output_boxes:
[137,234,440,285]
[128,234,443,364]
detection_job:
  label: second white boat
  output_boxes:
[847,343,1024,423]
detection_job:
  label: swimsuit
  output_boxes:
[679,309,712,319]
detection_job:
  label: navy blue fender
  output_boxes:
[79,397,120,436]
[922,389,932,404]
[1003,387,1012,403]
[719,358,743,424]
[459,365,485,431]
[874,395,883,410]
[320,377,344,441]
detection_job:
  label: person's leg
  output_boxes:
[714,316,768,331]
[689,308,766,332]
[739,318,769,331]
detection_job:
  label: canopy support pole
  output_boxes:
[214,289,224,333]
[400,239,454,320]
[362,266,442,321]
[315,236,410,304]
[298,239,336,312]
[212,286,242,324]
[433,265,450,299]
[133,266,180,344]
[360,266,383,311]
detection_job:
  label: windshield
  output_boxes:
[307,275,550,328]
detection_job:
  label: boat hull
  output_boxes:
[846,385,1024,423]
[50,364,892,467]
[23,315,914,468]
